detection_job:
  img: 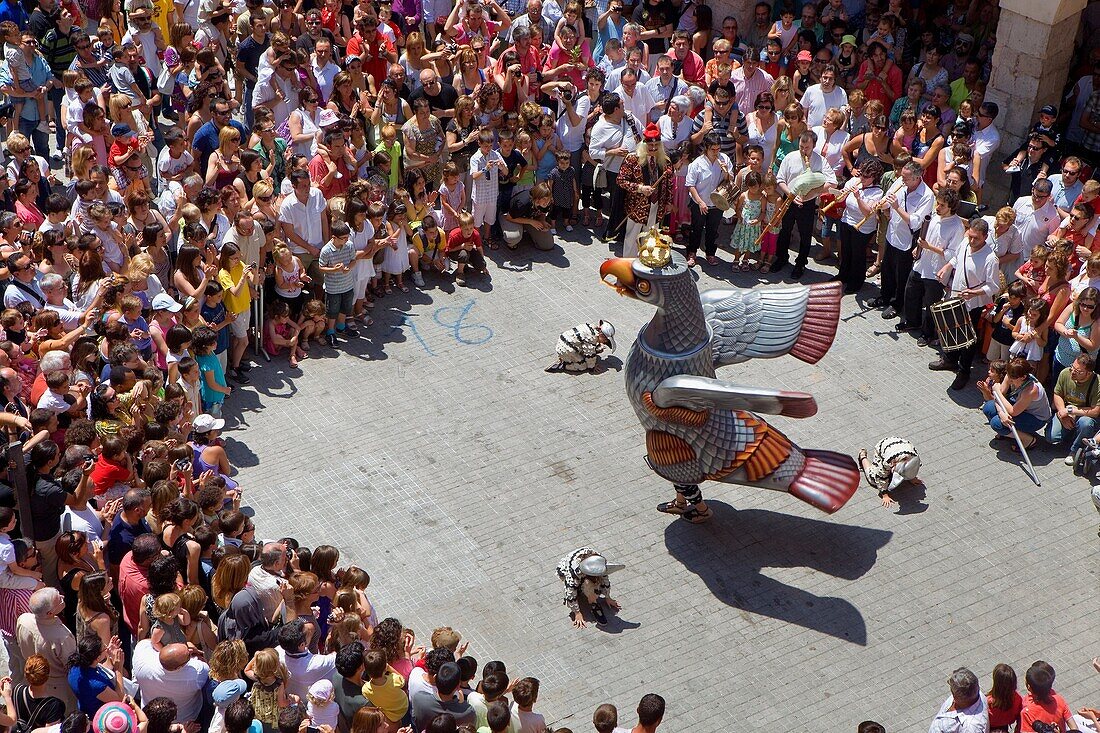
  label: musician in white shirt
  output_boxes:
[685,132,733,267]
[931,217,1000,390]
[773,130,835,279]
[871,161,935,319]
[835,159,884,294]
[899,189,966,347]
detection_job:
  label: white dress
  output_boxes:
[351,220,376,299]
[380,225,408,275]
[746,113,777,164]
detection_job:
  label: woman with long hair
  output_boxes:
[211,554,251,613]
[985,663,1022,733]
[76,571,118,650]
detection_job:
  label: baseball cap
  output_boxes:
[796,50,812,62]
[1040,104,1058,117]
[212,679,247,706]
[150,293,182,312]
[110,123,133,138]
[840,34,856,47]
[192,413,225,433]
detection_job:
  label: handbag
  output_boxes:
[593,163,606,188]
[156,65,175,96]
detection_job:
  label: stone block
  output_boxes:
[1002,11,1055,58]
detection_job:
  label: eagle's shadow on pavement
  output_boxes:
[664,501,891,645]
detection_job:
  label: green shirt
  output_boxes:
[1055,367,1100,409]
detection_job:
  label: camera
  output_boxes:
[175,458,192,472]
[560,87,574,101]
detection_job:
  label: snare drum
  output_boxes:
[929,297,977,352]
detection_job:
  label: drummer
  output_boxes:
[773,129,836,280]
[898,188,966,348]
[931,217,1001,391]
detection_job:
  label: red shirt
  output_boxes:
[445,228,482,254]
[90,454,131,496]
[29,371,46,407]
[117,552,149,634]
[108,137,139,167]
[307,154,352,198]
[346,31,395,92]
[668,50,705,86]
[1020,691,1072,732]
[987,691,1023,730]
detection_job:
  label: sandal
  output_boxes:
[866,263,881,277]
[657,500,689,515]
[488,241,499,250]
[679,505,713,523]
[1010,435,1037,452]
[400,284,410,292]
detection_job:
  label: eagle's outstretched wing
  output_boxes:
[702,281,842,367]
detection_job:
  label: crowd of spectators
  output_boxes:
[0,0,1084,729]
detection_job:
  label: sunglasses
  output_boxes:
[755,104,772,110]
[1072,213,1089,221]
[1082,302,1097,308]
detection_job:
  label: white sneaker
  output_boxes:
[412,271,425,287]
[550,227,557,235]
[566,225,574,232]
[1065,455,1076,466]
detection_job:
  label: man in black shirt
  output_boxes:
[235,15,270,129]
[503,182,555,251]
[409,68,458,119]
[27,442,67,587]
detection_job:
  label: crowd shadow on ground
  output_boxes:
[663,500,891,645]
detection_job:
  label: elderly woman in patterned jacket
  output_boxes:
[555,548,623,628]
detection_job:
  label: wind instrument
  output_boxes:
[855,177,905,230]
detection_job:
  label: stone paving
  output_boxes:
[230,227,1100,733]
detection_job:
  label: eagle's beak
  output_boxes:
[601,258,637,299]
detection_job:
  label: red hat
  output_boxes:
[643,122,661,140]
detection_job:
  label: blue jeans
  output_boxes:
[17,116,49,159]
[1047,414,1100,454]
[982,400,1048,437]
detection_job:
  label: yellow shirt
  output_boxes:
[362,672,408,722]
[218,263,251,316]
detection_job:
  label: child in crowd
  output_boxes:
[149,592,190,650]
[297,299,328,346]
[1010,297,1048,372]
[263,300,305,367]
[192,325,230,418]
[412,213,448,275]
[2,23,53,135]
[470,131,505,249]
[199,282,231,372]
[244,648,292,730]
[438,162,466,233]
[546,150,578,234]
[731,171,765,272]
[0,507,40,589]
[758,172,781,272]
[512,677,546,733]
[447,212,488,283]
[1015,246,1049,298]
[361,649,408,724]
[379,202,415,293]
[317,221,359,348]
[986,280,1027,362]
[1020,661,1075,733]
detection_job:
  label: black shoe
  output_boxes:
[343,325,360,337]
[769,260,788,273]
[869,297,887,308]
[237,361,252,373]
[327,333,337,348]
[843,285,861,295]
[894,321,912,332]
[591,605,608,625]
[882,306,898,319]
[928,357,954,371]
[232,370,250,384]
[790,264,805,279]
[950,371,970,391]
[916,336,931,347]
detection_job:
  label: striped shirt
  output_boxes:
[690,107,748,158]
[318,240,357,294]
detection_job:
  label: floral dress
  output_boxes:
[731,196,763,253]
[402,115,445,187]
